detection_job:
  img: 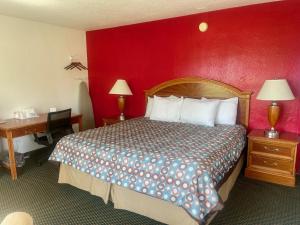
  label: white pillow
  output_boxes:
[145,95,180,118]
[167,95,180,101]
[180,98,220,127]
[145,97,153,117]
[150,96,183,122]
[202,97,238,125]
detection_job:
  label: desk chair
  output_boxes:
[33,109,74,166]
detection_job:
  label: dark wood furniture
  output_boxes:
[245,129,299,187]
[102,116,132,126]
[145,77,252,127]
[0,113,82,180]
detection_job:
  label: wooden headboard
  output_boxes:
[145,77,252,128]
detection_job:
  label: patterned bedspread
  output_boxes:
[50,117,246,223]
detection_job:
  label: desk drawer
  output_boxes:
[13,124,45,137]
[252,141,292,157]
[251,154,292,173]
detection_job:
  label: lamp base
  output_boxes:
[118,96,125,121]
[264,128,279,139]
[119,113,125,121]
[266,102,280,139]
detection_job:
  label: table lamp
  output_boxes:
[256,79,295,138]
[109,79,133,120]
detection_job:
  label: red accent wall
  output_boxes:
[87,1,300,170]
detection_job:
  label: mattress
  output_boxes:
[50,117,246,223]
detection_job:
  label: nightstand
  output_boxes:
[245,129,299,187]
[102,116,133,126]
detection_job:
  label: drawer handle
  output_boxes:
[263,146,280,152]
[263,160,278,167]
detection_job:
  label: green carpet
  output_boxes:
[0,160,299,225]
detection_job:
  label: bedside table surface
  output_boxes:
[103,116,134,120]
[248,129,299,144]
[102,116,134,126]
[103,117,120,122]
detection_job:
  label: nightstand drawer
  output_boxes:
[251,154,292,173]
[12,124,45,137]
[252,141,292,157]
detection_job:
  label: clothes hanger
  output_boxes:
[64,57,88,70]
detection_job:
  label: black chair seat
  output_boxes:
[34,135,49,146]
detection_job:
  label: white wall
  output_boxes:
[0,15,88,153]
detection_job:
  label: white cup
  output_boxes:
[14,111,26,119]
[49,108,57,112]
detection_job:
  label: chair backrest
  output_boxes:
[47,108,72,133]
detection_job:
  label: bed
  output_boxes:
[50,77,252,225]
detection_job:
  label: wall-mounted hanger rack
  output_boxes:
[64,62,87,70]
[64,56,88,70]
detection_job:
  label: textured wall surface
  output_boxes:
[0,15,87,153]
[87,2,300,169]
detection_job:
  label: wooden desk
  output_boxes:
[0,114,82,180]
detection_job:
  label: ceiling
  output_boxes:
[0,0,278,31]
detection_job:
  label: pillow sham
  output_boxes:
[180,98,220,127]
[150,95,183,122]
[145,97,153,117]
[202,97,239,125]
[145,95,180,118]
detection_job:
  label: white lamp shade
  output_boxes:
[109,79,133,95]
[256,79,295,101]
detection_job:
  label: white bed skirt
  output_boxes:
[58,155,244,225]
